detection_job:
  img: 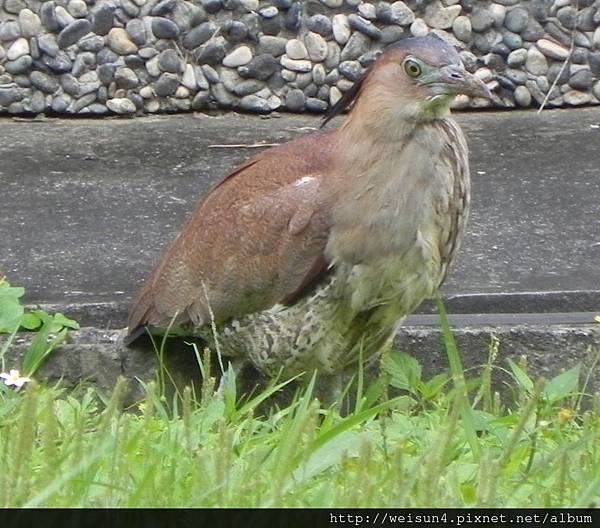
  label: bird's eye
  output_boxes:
[403,58,422,78]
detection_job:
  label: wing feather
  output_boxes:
[127,130,336,337]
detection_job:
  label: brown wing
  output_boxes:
[127,129,336,337]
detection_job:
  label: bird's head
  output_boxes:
[325,35,492,129]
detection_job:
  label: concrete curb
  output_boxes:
[2,321,598,402]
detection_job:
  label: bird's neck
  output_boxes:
[338,86,454,145]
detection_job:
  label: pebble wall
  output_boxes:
[1,0,600,115]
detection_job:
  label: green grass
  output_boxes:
[1,281,599,507]
[1,313,599,507]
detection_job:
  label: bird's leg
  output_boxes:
[313,370,354,410]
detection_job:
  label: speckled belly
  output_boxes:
[198,247,444,377]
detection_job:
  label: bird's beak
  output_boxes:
[426,64,493,100]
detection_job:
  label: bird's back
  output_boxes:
[127,128,337,337]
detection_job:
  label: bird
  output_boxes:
[125,35,491,383]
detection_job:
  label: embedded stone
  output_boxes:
[424,2,461,30]
[238,54,280,80]
[40,2,60,32]
[563,90,591,105]
[154,72,179,96]
[3,0,27,15]
[0,21,21,41]
[239,0,259,9]
[312,63,326,85]
[348,14,382,39]
[259,15,281,36]
[223,45,252,67]
[452,16,471,42]
[0,87,23,107]
[57,19,92,49]
[503,32,522,50]
[239,94,271,113]
[470,8,494,32]
[97,47,118,64]
[280,55,312,72]
[507,48,527,67]
[569,69,593,90]
[67,0,88,18]
[258,6,278,18]
[326,41,341,68]
[30,71,59,94]
[201,64,220,83]
[514,86,531,108]
[410,18,429,37]
[473,30,500,53]
[257,35,287,56]
[340,32,369,61]
[232,79,264,96]
[305,97,327,112]
[146,56,161,77]
[490,3,506,26]
[388,1,415,25]
[306,14,332,37]
[5,56,33,74]
[284,3,301,31]
[202,0,223,14]
[329,86,342,105]
[588,53,600,77]
[537,39,569,60]
[7,38,29,61]
[381,26,405,44]
[305,32,328,62]
[91,5,114,36]
[107,97,136,114]
[285,88,305,111]
[151,0,177,15]
[525,47,548,75]
[126,19,147,46]
[504,7,529,33]
[286,39,308,60]
[97,64,116,85]
[78,35,104,52]
[222,20,248,43]
[55,6,75,28]
[358,2,376,20]
[19,9,42,38]
[114,67,139,89]
[158,49,184,72]
[43,51,73,73]
[332,15,351,45]
[557,6,576,30]
[183,22,217,49]
[139,86,155,98]
[194,37,227,65]
[339,60,363,81]
[151,17,180,39]
[521,19,544,41]
[108,28,139,55]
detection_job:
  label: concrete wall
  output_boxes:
[1,0,599,115]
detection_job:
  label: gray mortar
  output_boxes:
[2,323,599,403]
[1,0,600,115]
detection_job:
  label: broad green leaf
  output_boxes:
[20,312,43,330]
[382,352,422,393]
[543,365,581,402]
[51,312,80,330]
[0,283,25,333]
[0,302,23,333]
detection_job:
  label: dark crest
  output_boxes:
[320,67,371,128]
